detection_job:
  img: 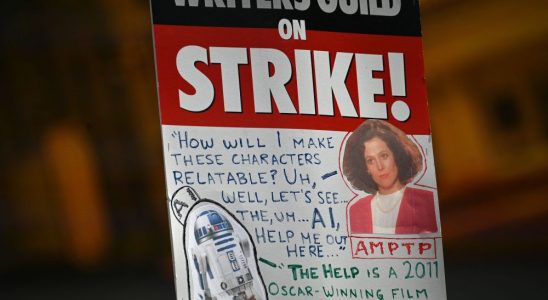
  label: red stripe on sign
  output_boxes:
[153,25,431,134]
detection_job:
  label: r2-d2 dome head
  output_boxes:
[194,210,234,245]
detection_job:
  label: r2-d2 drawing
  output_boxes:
[189,207,261,300]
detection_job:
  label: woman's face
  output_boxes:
[363,137,403,194]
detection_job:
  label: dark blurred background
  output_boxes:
[0,0,546,299]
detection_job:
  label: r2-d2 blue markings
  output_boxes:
[170,186,265,300]
[189,207,261,300]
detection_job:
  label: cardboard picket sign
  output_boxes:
[151,1,447,299]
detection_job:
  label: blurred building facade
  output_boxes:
[422,0,548,257]
[0,0,167,271]
[0,0,547,279]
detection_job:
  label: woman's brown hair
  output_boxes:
[342,120,423,194]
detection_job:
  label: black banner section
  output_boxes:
[151,0,422,37]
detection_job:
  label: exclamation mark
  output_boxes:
[388,53,410,121]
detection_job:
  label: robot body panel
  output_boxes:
[191,208,258,300]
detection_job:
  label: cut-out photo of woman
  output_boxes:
[343,120,438,235]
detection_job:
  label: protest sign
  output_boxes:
[151,1,446,299]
